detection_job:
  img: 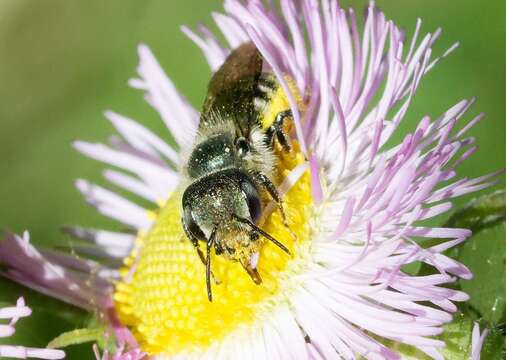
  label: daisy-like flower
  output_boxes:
[0,295,65,359]
[0,0,499,359]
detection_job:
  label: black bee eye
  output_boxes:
[183,207,206,241]
[240,180,261,223]
[235,137,250,157]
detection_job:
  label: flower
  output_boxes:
[0,0,499,359]
[0,295,65,359]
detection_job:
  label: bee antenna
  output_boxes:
[206,227,217,302]
[232,214,290,255]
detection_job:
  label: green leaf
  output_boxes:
[480,326,506,360]
[401,260,422,276]
[458,224,506,324]
[438,313,473,359]
[48,327,105,348]
[446,190,506,233]
[439,315,505,360]
[419,190,506,325]
[47,325,116,353]
[384,313,505,359]
[394,313,473,359]
[379,313,479,359]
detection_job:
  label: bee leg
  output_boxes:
[182,220,220,285]
[251,171,285,218]
[266,110,293,152]
[241,259,263,285]
[242,233,263,284]
[251,171,297,240]
[206,228,217,302]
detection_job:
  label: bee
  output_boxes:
[181,42,297,301]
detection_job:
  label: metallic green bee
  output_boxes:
[181,42,295,301]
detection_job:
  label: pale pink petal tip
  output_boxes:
[471,322,488,360]
[93,343,146,360]
[0,298,66,359]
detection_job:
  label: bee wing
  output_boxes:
[201,42,263,123]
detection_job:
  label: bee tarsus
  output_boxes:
[250,170,287,220]
[206,228,217,302]
[241,260,262,285]
[183,219,220,286]
[266,109,293,152]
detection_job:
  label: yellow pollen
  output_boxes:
[259,75,306,130]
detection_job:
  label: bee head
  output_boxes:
[182,168,262,247]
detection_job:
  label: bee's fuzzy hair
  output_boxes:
[181,109,277,182]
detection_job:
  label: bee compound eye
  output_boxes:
[235,137,250,157]
[183,206,206,241]
[240,180,261,224]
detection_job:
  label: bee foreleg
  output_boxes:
[252,171,289,224]
[206,228,217,302]
[252,171,283,210]
[266,109,293,152]
[252,171,298,241]
[182,220,220,286]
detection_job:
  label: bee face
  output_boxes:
[182,168,262,245]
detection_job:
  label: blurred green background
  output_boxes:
[0,0,505,356]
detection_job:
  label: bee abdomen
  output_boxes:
[252,74,278,113]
